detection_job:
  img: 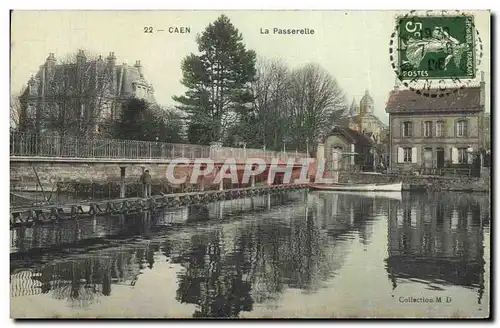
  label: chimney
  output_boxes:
[76,49,86,65]
[394,76,400,91]
[134,60,143,76]
[106,52,116,66]
[46,52,56,62]
[28,75,38,96]
[107,52,117,96]
[45,52,56,77]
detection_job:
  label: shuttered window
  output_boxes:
[404,147,412,163]
[398,147,417,163]
[457,148,468,164]
[451,147,458,164]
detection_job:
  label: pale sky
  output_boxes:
[10,10,491,123]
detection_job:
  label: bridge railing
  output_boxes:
[10,131,309,162]
[10,132,212,159]
[213,146,308,162]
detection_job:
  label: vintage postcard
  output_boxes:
[9,10,491,319]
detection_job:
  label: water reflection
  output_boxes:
[385,192,489,305]
[10,191,490,318]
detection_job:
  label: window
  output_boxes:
[424,121,432,137]
[435,121,444,138]
[404,147,412,163]
[27,103,36,121]
[402,121,413,137]
[456,120,468,137]
[398,147,417,163]
[452,147,472,164]
[457,148,468,164]
[423,147,433,164]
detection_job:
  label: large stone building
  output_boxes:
[385,73,486,173]
[348,90,386,142]
[19,50,155,134]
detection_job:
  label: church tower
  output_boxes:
[359,89,374,114]
[349,98,358,117]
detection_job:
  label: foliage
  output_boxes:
[18,50,115,136]
[111,99,185,143]
[239,58,348,152]
[173,14,257,144]
[10,93,23,130]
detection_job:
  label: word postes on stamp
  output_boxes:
[397,14,475,80]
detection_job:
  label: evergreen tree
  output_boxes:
[112,99,184,142]
[114,98,150,140]
[173,15,257,144]
[161,111,185,143]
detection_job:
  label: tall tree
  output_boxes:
[248,58,290,150]
[10,94,23,130]
[247,60,348,153]
[285,63,348,152]
[152,105,186,143]
[113,98,150,140]
[173,15,257,144]
[111,99,185,143]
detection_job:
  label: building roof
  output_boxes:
[325,126,374,147]
[349,112,386,127]
[22,52,155,103]
[385,87,481,113]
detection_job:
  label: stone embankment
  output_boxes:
[339,172,490,192]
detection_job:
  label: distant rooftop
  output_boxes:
[324,126,374,147]
[386,87,482,113]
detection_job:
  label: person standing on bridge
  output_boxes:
[140,169,152,198]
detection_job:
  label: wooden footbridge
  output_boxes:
[10,183,311,228]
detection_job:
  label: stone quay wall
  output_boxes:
[10,161,305,191]
[339,172,490,192]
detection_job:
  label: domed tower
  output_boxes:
[359,89,374,114]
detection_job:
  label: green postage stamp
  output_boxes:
[397,14,475,80]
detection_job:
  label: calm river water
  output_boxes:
[10,191,490,318]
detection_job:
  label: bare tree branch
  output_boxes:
[10,93,23,129]
[249,59,348,152]
[24,50,115,137]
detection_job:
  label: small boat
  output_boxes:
[311,182,402,192]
